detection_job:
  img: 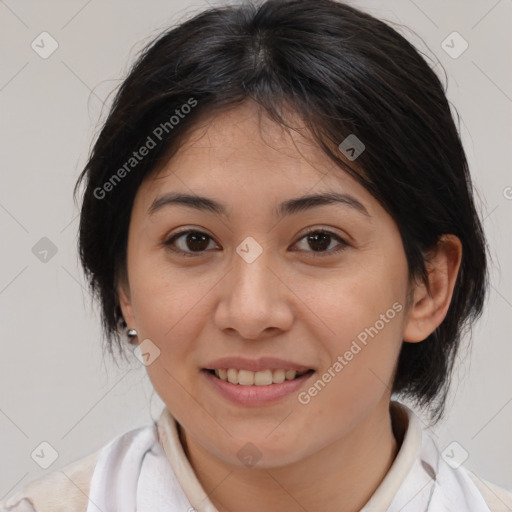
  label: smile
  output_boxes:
[207,368,312,385]
[202,367,315,406]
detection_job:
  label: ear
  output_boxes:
[403,234,462,343]
[117,277,137,333]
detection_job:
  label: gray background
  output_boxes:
[1,0,511,501]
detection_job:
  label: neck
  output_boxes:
[180,399,400,512]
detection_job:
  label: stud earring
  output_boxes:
[127,328,138,337]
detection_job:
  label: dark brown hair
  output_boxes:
[74,0,488,421]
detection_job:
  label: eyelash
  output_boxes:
[162,227,349,258]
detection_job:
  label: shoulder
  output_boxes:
[390,402,512,512]
[465,470,512,512]
[0,449,100,512]
[0,421,160,512]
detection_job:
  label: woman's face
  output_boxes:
[119,101,415,468]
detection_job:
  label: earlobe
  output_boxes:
[403,234,462,343]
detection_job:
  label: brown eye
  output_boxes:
[305,232,331,251]
[292,229,349,257]
[164,230,218,256]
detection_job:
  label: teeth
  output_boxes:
[272,369,285,383]
[238,370,255,386]
[254,369,272,386]
[211,368,306,385]
[285,370,296,380]
[227,368,238,384]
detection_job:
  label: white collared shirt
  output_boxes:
[3,401,511,511]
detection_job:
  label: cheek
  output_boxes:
[295,283,405,440]
[294,250,407,409]
[129,263,212,417]
[127,259,216,398]
[129,254,208,339]
[306,288,404,405]
[292,249,407,351]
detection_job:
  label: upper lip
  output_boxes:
[203,356,313,372]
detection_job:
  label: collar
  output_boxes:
[84,400,491,511]
[157,407,218,512]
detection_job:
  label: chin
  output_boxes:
[217,434,310,469]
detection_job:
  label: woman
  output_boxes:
[3,0,511,510]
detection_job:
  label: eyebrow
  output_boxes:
[148,191,370,218]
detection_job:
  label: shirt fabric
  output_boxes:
[2,401,511,512]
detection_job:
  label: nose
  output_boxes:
[214,244,294,340]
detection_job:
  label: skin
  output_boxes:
[119,100,462,512]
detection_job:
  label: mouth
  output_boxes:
[201,365,315,406]
[201,356,315,405]
[203,368,315,386]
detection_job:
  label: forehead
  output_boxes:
[135,101,375,213]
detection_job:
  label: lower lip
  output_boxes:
[202,370,314,406]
